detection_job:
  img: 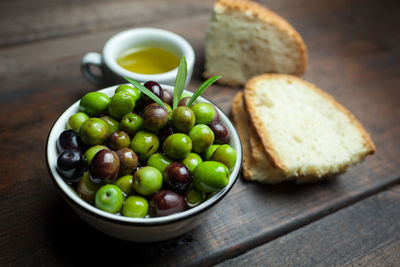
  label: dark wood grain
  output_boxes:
[346,240,400,266]
[216,186,400,267]
[1,0,400,266]
[2,0,381,48]
[0,0,214,48]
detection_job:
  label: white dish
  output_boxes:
[46,84,243,242]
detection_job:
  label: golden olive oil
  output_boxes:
[117,47,180,74]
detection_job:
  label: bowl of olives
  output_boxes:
[46,59,242,242]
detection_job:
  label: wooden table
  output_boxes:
[1,0,399,266]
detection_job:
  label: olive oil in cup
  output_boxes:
[81,27,195,86]
[117,47,180,75]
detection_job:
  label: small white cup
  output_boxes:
[81,28,195,86]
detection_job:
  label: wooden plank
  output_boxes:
[0,0,215,47]
[1,0,400,266]
[216,186,400,267]
[3,0,395,48]
[346,240,400,267]
[0,0,340,47]
[0,12,210,102]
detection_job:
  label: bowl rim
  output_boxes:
[46,84,243,226]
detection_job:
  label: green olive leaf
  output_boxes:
[124,77,169,111]
[187,75,221,107]
[172,56,187,111]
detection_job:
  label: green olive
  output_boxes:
[191,103,215,124]
[115,84,141,101]
[78,92,110,116]
[184,183,206,207]
[130,131,159,161]
[172,106,195,132]
[114,175,134,196]
[202,144,220,161]
[100,115,120,136]
[95,184,124,213]
[211,144,237,171]
[108,91,135,120]
[163,133,192,159]
[188,124,214,153]
[120,113,143,137]
[79,118,109,145]
[121,196,148,218]
[67,112,89,132]
[147,153,173,173]
[182,153,203,173]
[132,166,163,196]
[76,172,100,203]
[193,161,229,193]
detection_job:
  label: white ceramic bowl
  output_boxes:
[81,28,195,87]
[46,84,242,242]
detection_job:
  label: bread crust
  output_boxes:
[204,0,307,84]
[232,91,252,180]
[215,0,307,75]
[244,73,375,174]
[244,74,286,170]
[232,91,289,183]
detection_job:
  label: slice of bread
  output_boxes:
[233,91,327,184]
[204,0,307,86]
[244,74,375,179]
[232,91,288,184]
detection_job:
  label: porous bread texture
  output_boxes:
[244,74,375,178]
[233,91,326,184]
[232,91,287,184]
[204,0,307,86]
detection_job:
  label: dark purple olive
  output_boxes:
[57,130,84,152]
[178,96,191,107]
[162,90,173,106]
[163,162,192,192]
[116,148,138,176]
[139,102,165,118]
[159,122,175,143]
[143,105,169,132]
[208,121,230,144]
[149,190,186,217]
[106,130,131,151]
[143,102,161,113]
[57,150,84,183]
[143,81,163,104]
[133,98,145,114]
[89,150,120,184]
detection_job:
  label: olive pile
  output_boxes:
[56,81,236,218]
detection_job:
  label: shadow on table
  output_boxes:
[45,175,343,266]
[238,172,342,195]
[45,198,195,265]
